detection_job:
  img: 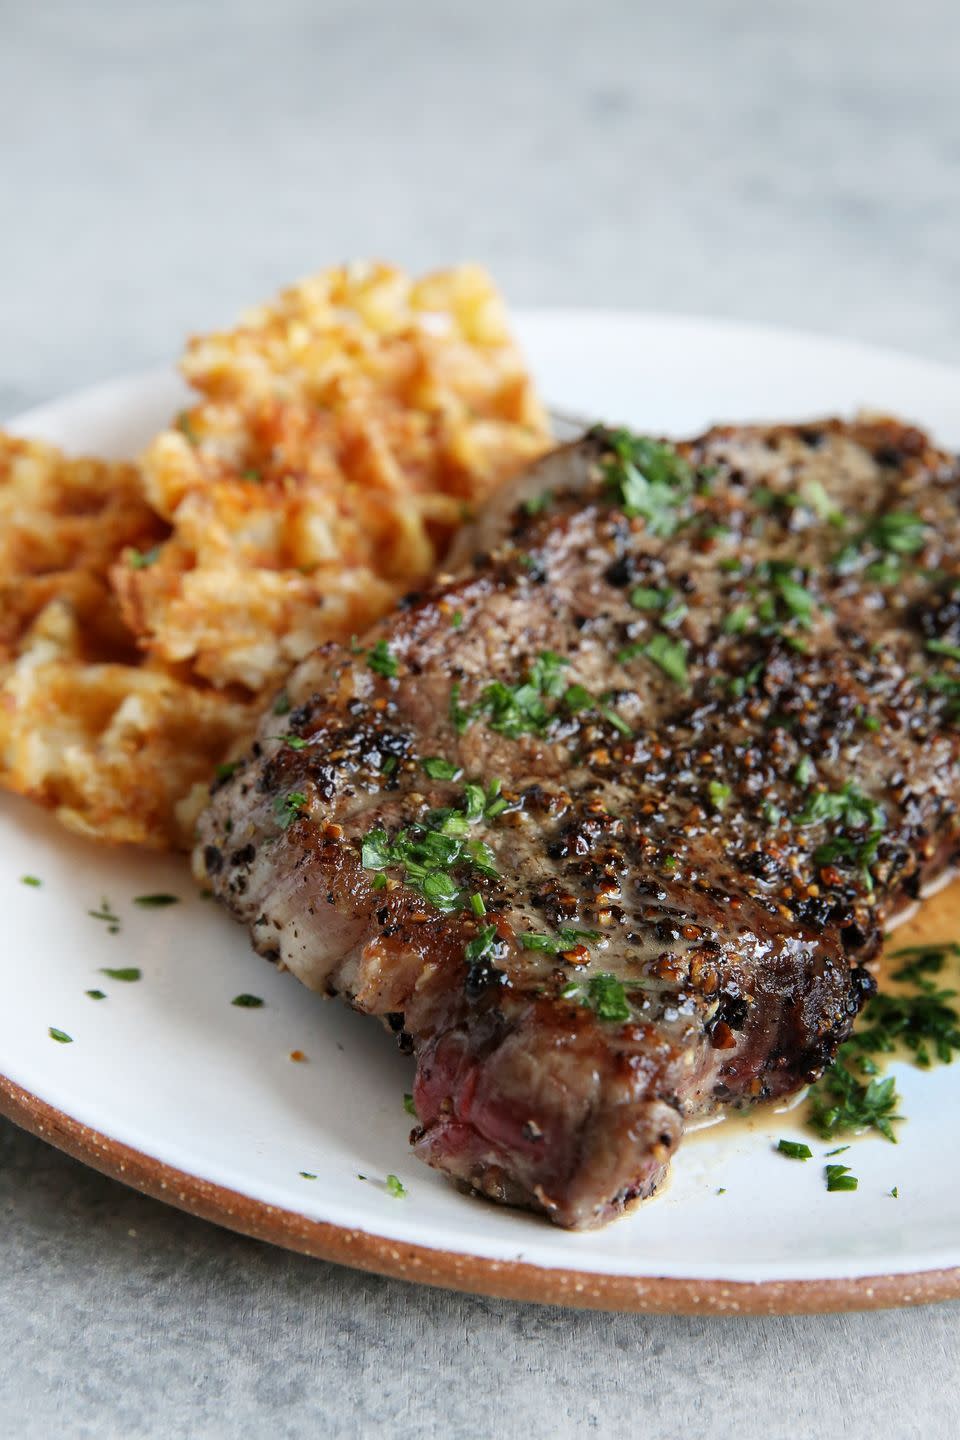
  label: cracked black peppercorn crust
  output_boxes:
[195,417,960,1229]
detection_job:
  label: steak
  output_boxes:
[195,416,960,1229]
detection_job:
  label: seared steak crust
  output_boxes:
[196,417,960,1228]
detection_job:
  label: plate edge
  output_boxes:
[6,313,960,433]
[2,1073,956,1315]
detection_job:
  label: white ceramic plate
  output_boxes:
[5,312,960,1313]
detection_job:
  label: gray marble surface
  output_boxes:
[2,0,960,1435]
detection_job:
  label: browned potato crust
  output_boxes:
[0,263,549,847]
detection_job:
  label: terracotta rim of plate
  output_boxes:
[2,1072,958,1314]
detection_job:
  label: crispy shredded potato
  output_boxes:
[0,263,550,847]
[130,261,549,691]
[0,435,256,846]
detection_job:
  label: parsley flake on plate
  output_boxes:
[776,1139,813,1161]
[88,897,121,934]
[825,1164,858,1192]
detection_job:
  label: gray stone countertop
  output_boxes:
[2,1,959,1435]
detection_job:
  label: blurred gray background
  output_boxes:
[2,1,959,1436]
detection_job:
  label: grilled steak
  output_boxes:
[196,417,960,1229]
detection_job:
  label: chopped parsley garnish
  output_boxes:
[451,609,464,629]
[177,412,198,443]
[20,875,41,887]
[794,781,883,831]
[274,791,307,828]
[796,479,844,527]
[926,668,960,721]
[273,691,292,716]
[627,581,664,610]
[520,927,600,953]
[630,585,670,611]
[641,633,688,685]
[466,651,568,738]
[465,924,499,964]
[867,511,927,554]
[451,653,631,740]
[776,1139,813,1160]
[890,1186,899,1198]
[775,574,816,625]
[366,639,399,678]
[215,761,241,781]
[128,545,161,570]
[561,972,631,1023]
[385,1173,407,1198]
[299,1171,317,1180]
[793,781,886,889]
[403,1093,416,1116]
[722,563,818,642]
[722,604,752,636]
[597,701,633,737]
[794,755,816,787]
[707,780,731,810]
[85,989,106,1001]
[88,897,120,933]
[360,781,503,909]
[834,510,926,575]
[449,682,473,734]
[232,993,264,1008]
[48,1027,72,1044]
[134,893,179,908]
[523,491,553,516]
[850,960,960,1067]
[808,1065,899,1143]
[803,944,960,1144]
[825,1164,858,1192]
[273,733,308,750]
[728,660,765,699]
[824,1145,850,1157]
[423,872,459,908]
[421,757,460,781]
[99,967,141,982]
[600,429,694,537]
[890,941,960,987]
